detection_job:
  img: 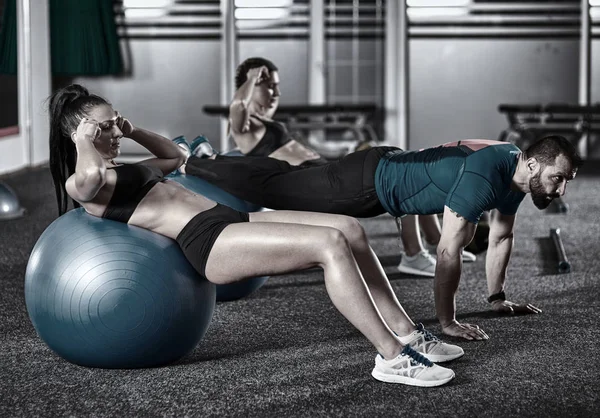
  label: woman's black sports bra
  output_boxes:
[102,164,164,223]
[246,115,293,157]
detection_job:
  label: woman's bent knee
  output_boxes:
[336,216,368,247]
[321,228,353,262]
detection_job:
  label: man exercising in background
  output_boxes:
[181,135,582,340]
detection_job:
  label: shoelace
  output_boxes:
[401,345,433,367]
[416,323,440,342]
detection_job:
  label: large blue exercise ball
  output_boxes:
[167,173,269,301]
[25,208,216,369]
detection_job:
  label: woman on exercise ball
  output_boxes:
[48,83,464,387]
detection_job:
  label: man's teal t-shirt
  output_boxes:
[374,140,526,223]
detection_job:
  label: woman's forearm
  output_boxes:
[229,75,260,133]
[128,127,185,160]
[75,136,105,176]
[232,75,259,106]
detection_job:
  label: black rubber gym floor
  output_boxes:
[1,165,599,417]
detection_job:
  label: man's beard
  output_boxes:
[530,172,559,209]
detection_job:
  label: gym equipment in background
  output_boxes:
[0,182,26,220]
[25,208,216,368]
[549,198,569,214]
[203,104,382,159]
[550,227,571,274]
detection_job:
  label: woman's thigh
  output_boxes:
[204,221,341,284]
[249,210,366,244]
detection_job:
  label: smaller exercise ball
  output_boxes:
[167,174,269,301]
[0,182,26,220]
[25,208,216,368]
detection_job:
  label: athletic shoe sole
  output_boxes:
[397,263,435,277]
[426,247,477,263]
[419,350,464,363]
[462,253,477,263]
[371,369,455,387]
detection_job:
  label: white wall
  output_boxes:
[28,0,51,166]
[0,133,26,175]
[72,39,222,157]
[0,0,50,176]
[409,39,580,150]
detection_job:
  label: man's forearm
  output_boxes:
[434,252,462,327]
[485,235,513,296]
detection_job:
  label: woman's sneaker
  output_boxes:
[371,346,455,387]
[397,251,436,277]
[397,323,464,362]
[190,135,217,158]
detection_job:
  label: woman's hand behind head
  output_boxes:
[117,116,135,137]
[73,118,100,143]
[247,66,269,85]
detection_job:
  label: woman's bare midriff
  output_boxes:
[80,179,218,240]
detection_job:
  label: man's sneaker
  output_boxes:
[397,251,436,277]
[398,323,464,363]
[190,135,217,158]
[173,135,192,158]
[424,241,477,263]
[371,345,455,387]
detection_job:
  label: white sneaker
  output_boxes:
[462,250,476,262]
[424,241,477,263]
[398,323,464,363]
[371,346,455,387]
[191,135,217,158]
[397,251,436,277]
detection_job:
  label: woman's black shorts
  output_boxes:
[176,204,249,279]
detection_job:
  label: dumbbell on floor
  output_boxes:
[550,227,571,274]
